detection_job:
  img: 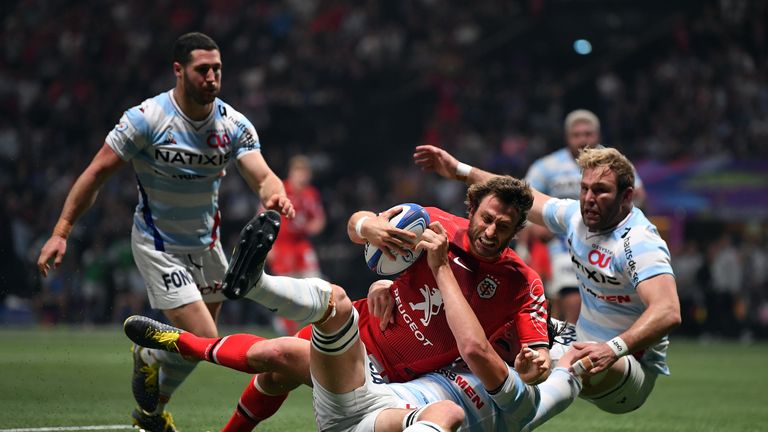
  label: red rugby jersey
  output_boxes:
[358,207,549,383]
[268,181,325,274]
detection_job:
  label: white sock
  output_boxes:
[245,275,332,325]
[522,367,581,431]
[152,349,199,414]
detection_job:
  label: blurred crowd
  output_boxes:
[1,0,767,339]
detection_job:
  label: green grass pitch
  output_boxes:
[1,327,766,431]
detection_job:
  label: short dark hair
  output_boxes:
[173,32,220,65]
[465,176,533,236]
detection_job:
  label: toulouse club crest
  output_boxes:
[476,276,500,299]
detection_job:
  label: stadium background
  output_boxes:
[3,0,766,339]
[1,0,768,430]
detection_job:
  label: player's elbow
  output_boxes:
[659,304,682,332]
[460,340,495,365]
[667,309,682,331]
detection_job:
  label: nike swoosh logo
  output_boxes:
[452,256,473,272]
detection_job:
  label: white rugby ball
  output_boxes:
[364,203,430,276]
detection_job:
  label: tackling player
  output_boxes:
[520,110,646,324]
[36,32,294,432]
[415,145,681,424]
[131,175,551,431]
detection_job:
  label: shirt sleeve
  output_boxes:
[513,275,549,349]
[487,367,536,415]
[230,112,261,159]
[541,197,579,237]
[617,224,675,289]
[105,106,150,161]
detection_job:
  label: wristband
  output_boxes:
[456,162,472,179]
[606,336,629,357]
[354,216,370,238]
[53,219,73,239]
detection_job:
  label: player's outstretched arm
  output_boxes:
[37,143,125,277]
[414,145,553,226]
[413,145,495,185]
[237,151,295,218]
[417,222,510,389]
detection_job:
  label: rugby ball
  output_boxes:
[364,203,430,276]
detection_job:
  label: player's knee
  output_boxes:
[326,284,352,321]
[438,401,465,430]
[246,339,291,370]
[256,372,301,395]
[418,401,464,431]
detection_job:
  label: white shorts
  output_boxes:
[311,355,407,432]
[582,355,657,413]
[131,228,229,310]
[548,251,580,296]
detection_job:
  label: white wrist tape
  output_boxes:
[606,336,629,357]
[354,216,370,237]
[456,162,472,178]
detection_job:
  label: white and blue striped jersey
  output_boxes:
[542,198,674,375]
[388,365,538,432]
[525,148,644,257]
[106,89,260,252]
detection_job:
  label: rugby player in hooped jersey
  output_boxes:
[36,32,294,431]
[414,144,681,424]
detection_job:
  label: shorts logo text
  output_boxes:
[162,270,193,290]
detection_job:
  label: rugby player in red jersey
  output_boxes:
[127,175,550,431]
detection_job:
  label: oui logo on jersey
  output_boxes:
[476,275,500,299]
[587,244,613,269]
[206,128,231,148]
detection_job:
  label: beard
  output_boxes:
[189,85,219,105]
[581,195,622,231]
[467,219,508,258]
[182,74,219,105]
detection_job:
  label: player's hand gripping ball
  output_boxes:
[364,203,430,275]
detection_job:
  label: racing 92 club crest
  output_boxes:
[476,275,500,299]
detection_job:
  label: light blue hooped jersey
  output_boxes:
[374,322,576,431]
[106,90,261,252]
[389,364,538,432]
[542,198,674,375]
